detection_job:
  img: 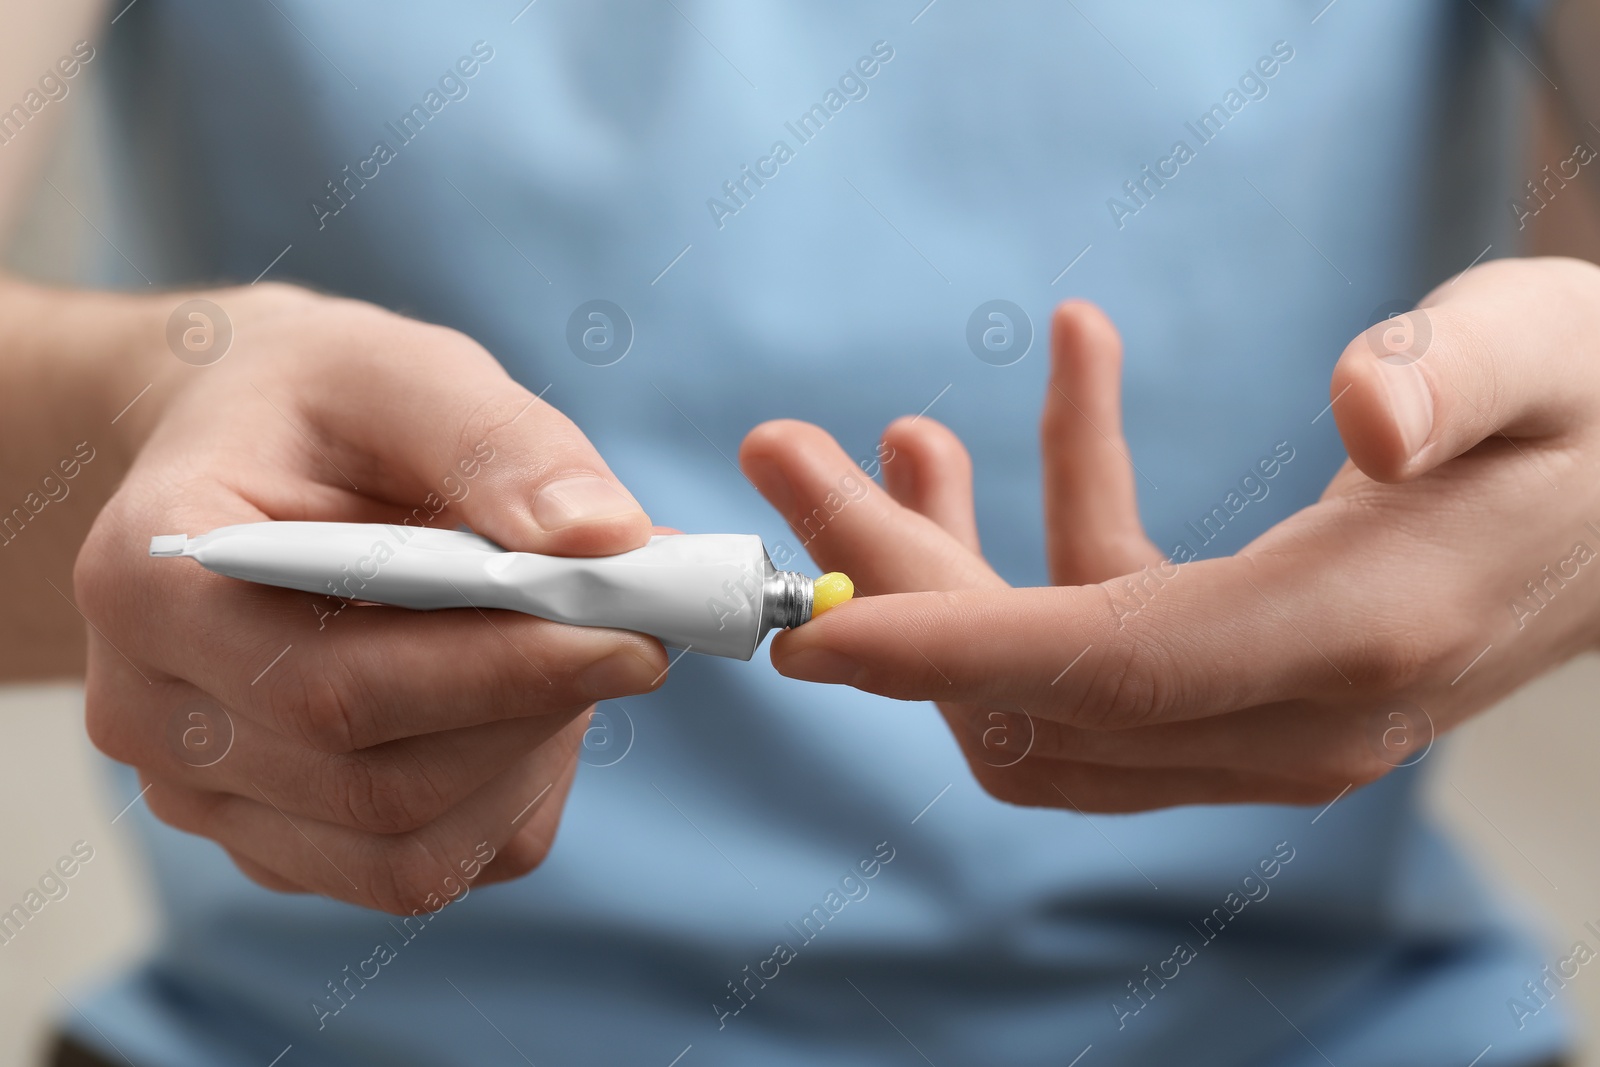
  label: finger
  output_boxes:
[1332,257,1594,482]
[87,475,668,749]
[240,606,660,750]
[289,305,653,556]
[145,724,582,913]
[953,748,1333,812]
[947,699,1407,790]
[226,849,307,894]
[740,419,1004,594]
[879,416,982,554]
[1041,301,1163,584]
[92,676,585,833]
[110,567,664,750]
[771,554,1356,728]
[238,604,662,755]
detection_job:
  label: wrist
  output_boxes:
[0,275,189,467]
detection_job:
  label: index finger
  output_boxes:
[88,487,665,751]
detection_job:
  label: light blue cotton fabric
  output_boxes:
[64,2,1570,1064]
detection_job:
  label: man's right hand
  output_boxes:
[75,283,665,914]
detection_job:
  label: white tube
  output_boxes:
[150,522,814,660]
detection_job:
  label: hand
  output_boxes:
[76,283,666,912]
[740,258,1600,812]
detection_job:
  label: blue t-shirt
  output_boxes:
[71,2,1568,1064]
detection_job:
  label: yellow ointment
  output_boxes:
[811,572,854,616]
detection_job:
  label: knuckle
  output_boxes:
[82,684,130,761]
[1074,588,1170,730]
[380,314,496,377]
[366,840,460,916]
[237,279,313,309]
[144,783,205,836]
[966,757,1054,810]
[72,516,124,630]
[497,821,555,878]
[1076,646,1163,730]
[274,653,366,754]
[1325,738,1390,789]
[209,281,324,337]
[1343,626,1434,692]
[330,752,449,835]
[228,857,275,891]
[971,769,1037,808]
[141,782,176,826]
[1101,664,1163,729]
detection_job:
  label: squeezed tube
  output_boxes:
[149,522,850,660]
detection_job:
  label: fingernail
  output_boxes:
[1378,360,1434,459]
[779,647,862,686]
[532,476,640,532]
[578,650,660,700]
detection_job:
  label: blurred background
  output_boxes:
[4,49,1597,1067]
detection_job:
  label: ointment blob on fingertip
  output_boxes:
[811,572,854,616]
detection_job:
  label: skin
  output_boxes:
[0,1,1594,909]
[742,259,1600,811]
[68,283,669,912]
[0,2,674,908]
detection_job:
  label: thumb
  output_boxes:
[1331,258,1595,483]
[303,318,652,556]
